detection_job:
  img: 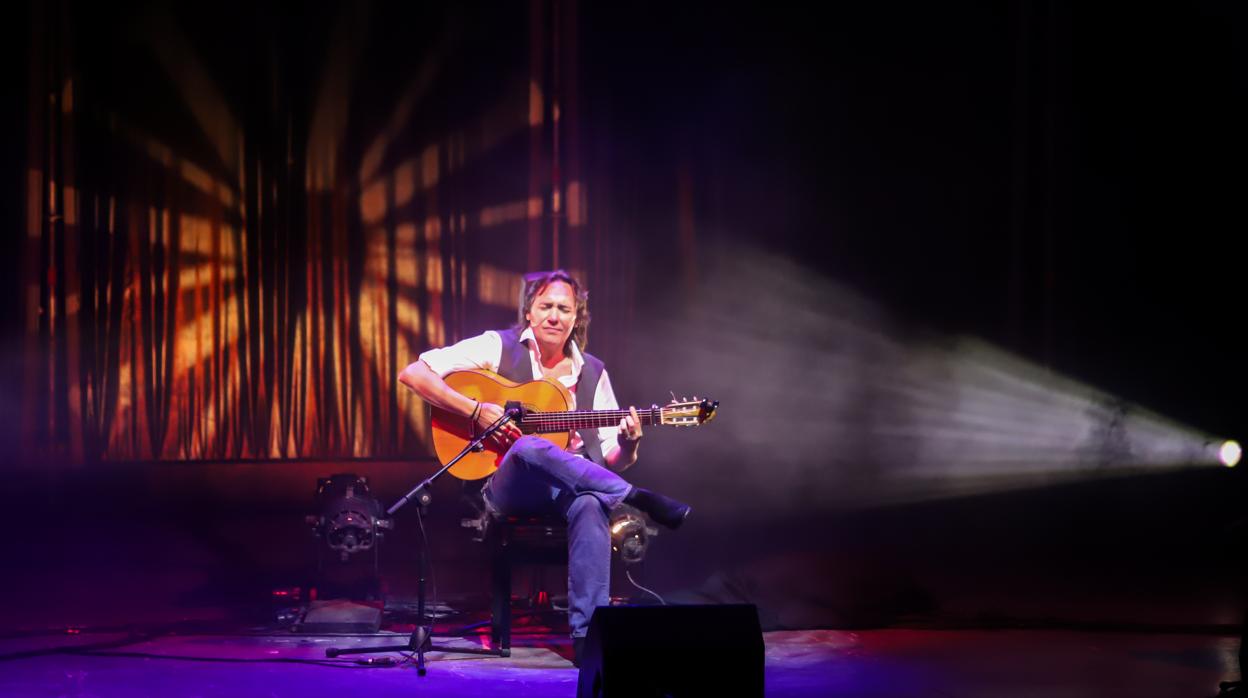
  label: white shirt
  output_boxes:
[417,328,621,461]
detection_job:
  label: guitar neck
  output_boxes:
[519,408,658,434]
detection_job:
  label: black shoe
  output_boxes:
[624,487,692,530]
[572,636,585,668]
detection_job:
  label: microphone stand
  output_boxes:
[325,403,522,676]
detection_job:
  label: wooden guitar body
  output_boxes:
[430,369,573,480]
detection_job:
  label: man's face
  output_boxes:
[526,280,577,350]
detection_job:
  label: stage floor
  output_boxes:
[0,625,1237,697]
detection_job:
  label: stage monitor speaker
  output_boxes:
[577,604,764,698]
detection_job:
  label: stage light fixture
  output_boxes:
[1220,440,1241,468]
[307,473,393,562]
[610,505,658,565]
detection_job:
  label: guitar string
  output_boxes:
[453,414,672,427]
[518,413,666,431]
[517,408,700,420]
[519,413,662,422]
[517,411,695,421]
[519,413,668,424]
[519,419,663,429]
[463,404,704,431]
[520,414,661,422]
[518,418,694,425]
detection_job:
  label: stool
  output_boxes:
[464,511,568,655]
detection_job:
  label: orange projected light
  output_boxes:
[29,3,591,465]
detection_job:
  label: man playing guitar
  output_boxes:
[398,269,692,666]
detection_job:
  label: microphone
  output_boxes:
[503,400,525,421]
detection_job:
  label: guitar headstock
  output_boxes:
[659,396,718,427]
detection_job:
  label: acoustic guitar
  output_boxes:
[429,369,718,480]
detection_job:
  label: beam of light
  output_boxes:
[359,177,390,226]
[622,242,1236,520]
[360,144,444,220]
[1220,440,1241,467]
[135,6,243,175]
[366,223,444,294]
[478,196,543,229]
[109,285,243,458]
[306,2,370,193]
[475,262,523,310]
[472,264,587,311]
[356,76,532,196]
[110,119,239,212]
[357,59,444,190]
[340,35,552,457]
[178,263,236,289]
[529,80,543,127]
[566,180,586,228]
[178,212,238,260]
[355,208,447,450]
[103,204,244,459]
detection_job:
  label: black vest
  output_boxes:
[494,327,607,466]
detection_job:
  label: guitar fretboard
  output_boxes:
[519,408,658,434]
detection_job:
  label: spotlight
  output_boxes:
[301,474,392,632]
[610,505,658,565]
[307,474,393,562]
[1220,440,1241,468]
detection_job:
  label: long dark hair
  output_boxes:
[514,269,591,351]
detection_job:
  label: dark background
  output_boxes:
[2,0,1245,633]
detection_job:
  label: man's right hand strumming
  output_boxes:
[477,402,522,448]
[399,360,521,449]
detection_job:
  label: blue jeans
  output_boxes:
[482,436,633,637]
